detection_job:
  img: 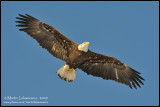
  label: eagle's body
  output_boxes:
[16,14,144,89]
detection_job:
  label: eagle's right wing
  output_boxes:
[16,14,78,62]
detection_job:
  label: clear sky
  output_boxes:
[1,1,159,106]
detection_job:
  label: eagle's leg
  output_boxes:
[56,64,76,82]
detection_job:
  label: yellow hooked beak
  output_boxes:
[85,42,90,45]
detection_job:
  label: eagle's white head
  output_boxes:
[78,42,90,52]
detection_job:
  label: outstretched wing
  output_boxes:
[16,14,78,62]
[78,50,144,89]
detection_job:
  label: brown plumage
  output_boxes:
[16,14,144,89]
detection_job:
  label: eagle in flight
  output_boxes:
[16,14,144,89]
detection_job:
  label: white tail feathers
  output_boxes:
[56,64,76,82]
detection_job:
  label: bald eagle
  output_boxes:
[16,14,144,89]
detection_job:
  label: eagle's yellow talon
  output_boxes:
[67,66,73,72]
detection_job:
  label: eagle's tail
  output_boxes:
[56,64,76,82]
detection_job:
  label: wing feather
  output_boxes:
[78,50,144,89]
[16,14,78,62]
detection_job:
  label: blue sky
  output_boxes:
[1,1,159,106]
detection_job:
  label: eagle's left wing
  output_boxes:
[78,50,144,89]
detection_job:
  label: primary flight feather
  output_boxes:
[16,14,144,89]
